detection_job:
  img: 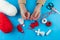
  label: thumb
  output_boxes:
[34,11,38,17]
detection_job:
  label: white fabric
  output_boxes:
[0,0,17,16]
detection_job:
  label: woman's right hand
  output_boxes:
[19,4,30,20]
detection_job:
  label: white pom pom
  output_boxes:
[0,0,17,16]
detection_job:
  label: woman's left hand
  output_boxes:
[30,4,42,20]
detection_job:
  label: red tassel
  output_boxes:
[17,24,24,33]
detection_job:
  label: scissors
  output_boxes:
[46,2,54,10]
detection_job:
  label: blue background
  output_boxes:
[0,0,60,40]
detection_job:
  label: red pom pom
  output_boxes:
[46,21,51,26]
[17,24,24,33]
[0,12,13,33]
[30,23,35,29]
[30,21,39,29]
[34,21,39,26]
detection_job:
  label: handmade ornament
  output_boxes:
[17,24,24,33]
[18,18,25,27]
[46,2,60,14]
[46,29,52,36]
[35,29,52,36]
[0,0,17,16]
[35,29,45,36]
[0,12,13,33]
[30,21,39,29]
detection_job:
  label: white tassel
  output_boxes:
[18,18,25,27]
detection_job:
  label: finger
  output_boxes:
[30,15,33,20]
[30,11,36,20]
[35,13,40,20]
[30,13,34,20]
[34,11,38,17]
[33,13,40,20]
[32,11,36,17]
[22,16,26,20]
[36,13,40,20]
[21,13,26,20]
[26,12,30,19]
[32,11,38,20]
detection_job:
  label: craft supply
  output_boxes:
[46,2,60,14]
[35,29,45,36]
[35,29,40,36]
[17,24,24,33]
[39,31,45,36]
[46,21,52,26]
[46,29,52,36]
[18,18,25,27]
[30,21,39,29]
[0,0,17,16]
[42,18,47,24]
[0,12,13,33]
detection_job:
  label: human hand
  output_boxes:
[30,4,42,20]
[20,4,30,20]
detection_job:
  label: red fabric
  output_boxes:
[17,24,24,33]
[0,12,13,33]
[46,21,51,26]
[30,21,39,29]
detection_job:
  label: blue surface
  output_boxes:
[0,0,60,40]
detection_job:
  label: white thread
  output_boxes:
[42,18,47,24]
